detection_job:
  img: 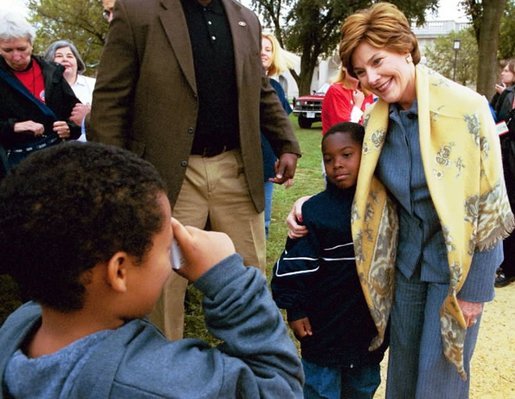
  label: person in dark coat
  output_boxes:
[0,11,81,172]
[491,58,515,287]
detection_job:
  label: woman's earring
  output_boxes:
[406,55,412,64]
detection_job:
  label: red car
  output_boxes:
[292,83,329,129]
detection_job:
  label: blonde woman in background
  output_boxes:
[261,33,294,238]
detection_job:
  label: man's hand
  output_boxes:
[269,153,298,184]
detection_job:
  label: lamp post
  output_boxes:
[452,39,461,81]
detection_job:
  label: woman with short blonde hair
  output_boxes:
[339,3,420,75]
[260,33,293,237]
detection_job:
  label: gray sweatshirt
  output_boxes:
[0,254,304,398]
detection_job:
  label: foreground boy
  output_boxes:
[0,142,303,398]
[271,122,387,399]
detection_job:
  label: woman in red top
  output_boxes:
[321,66,374,134]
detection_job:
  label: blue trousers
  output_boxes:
[386,271,481,399]
[264,181,274,239]
[302,359,381,399]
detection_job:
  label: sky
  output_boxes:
[2,0,30,15]
[430,0,469,21]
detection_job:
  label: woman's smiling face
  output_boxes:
[351,41,416,110]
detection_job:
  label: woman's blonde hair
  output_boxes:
[339,2,420,76]
[262,33,290,76]
[331,66,356,89]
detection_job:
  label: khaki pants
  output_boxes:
[149,149,266,339]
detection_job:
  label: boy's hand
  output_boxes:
[171,217,235,282]
[289,317,313,339]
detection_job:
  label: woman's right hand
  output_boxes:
[353,89,365,109]
[13,120,45,137]
[495,83,506,95]
[286,195,312,239]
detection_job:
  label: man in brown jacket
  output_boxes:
[89,0,300,339]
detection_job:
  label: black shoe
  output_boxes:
[495,271,515,287]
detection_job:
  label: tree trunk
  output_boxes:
[476,0,506,98]
[296,51,318,96]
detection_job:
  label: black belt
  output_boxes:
[191,143,238,157]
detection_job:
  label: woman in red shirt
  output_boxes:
[321,66,374,134]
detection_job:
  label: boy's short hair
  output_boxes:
[323,122,365,146]
[0,143,167,312]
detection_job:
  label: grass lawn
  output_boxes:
[0,116,326,337]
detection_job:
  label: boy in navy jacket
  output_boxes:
[271,122,387,399]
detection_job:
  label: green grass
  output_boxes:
[0,116,326,337]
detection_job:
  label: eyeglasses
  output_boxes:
[102,9,113,21]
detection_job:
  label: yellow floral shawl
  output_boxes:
[352,64,514,379]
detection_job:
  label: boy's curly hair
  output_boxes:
[0,142,167,312]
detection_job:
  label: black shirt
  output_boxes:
[181,0,240,153]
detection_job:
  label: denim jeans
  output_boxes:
[302,358,381,399]
[264,181,274,239]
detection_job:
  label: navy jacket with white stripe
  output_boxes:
[271,182,388,368]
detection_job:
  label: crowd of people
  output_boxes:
[0,1,513,398]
